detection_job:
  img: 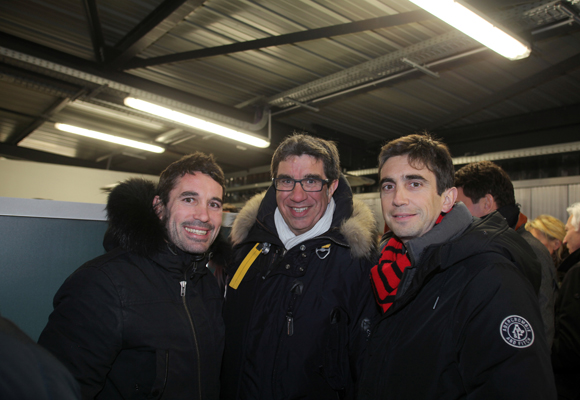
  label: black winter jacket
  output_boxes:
[1,315,81,400]
[38,179,225,400]
[552,249,580,399]
[358,204,557,400]
[221,176,379,400]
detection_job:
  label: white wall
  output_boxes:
[514,176,580,223]
[0,158,158,204]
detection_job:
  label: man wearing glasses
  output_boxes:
[221,133,379,400]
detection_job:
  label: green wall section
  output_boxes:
[0,215,107,341]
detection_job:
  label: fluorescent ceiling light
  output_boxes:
[54,123,165,153]
[124,97,270,148]
[408,0,531,60]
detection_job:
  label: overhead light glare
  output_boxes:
[408,0,531,60]
[124,97,270,148]
[54,123,165,153]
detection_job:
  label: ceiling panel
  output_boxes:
[0,0,579,199]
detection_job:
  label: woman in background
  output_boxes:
[526,214,569,282]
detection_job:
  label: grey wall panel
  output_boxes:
[0,215,107,341]
[569,184,580,206]
[530,186,570,223]
[515,188,532,219]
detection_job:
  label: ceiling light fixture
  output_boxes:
[408,0,531,60]
[54,123,165,153]
[124,97,270,148]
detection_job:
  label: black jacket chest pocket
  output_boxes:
[105,348,167,399]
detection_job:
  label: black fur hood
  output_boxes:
[104,178,166,257]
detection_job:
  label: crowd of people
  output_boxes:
[1,132,579,399]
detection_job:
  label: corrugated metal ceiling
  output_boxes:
[1,0,580,185]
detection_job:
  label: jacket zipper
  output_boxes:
[272,280,303,397]
[286,292,297,336]
[181,261,202,400]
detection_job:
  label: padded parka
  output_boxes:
[38,179,225,400]
[358,204,556,400]
[221,176,379,400]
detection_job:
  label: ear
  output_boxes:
[441,187,457,213]
[327,179,339,199]
[551,239,562,252]
[152,195,165,220]
[482,193,497,213]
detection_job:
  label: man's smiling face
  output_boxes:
[156,172,223,254]
[275,154,338,236]
[380,154,456,243]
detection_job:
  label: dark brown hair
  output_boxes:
[378,133,454,195]
[271,133,340,181]
[454,160,515,207]
[157,152,225,205]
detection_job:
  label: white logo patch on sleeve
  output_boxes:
[500,315,534,348]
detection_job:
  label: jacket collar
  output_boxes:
[150,242,210,277]
[559,248,580,274]
[405,203,473,266]
[230,174,377,259]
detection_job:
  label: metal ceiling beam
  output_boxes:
[0,143,106,169]
[0,107,37,119]
[124,9,433,69]
[435,103,580,157]
[0,32,254,121]
[82,0,106,64]
[427,51,580,130]
[6,88,86,145]
[0,62,85,97]
[439,103,580,144]
[108,0,206,69]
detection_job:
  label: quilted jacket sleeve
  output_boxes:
[454,261,557,400]
[38,265,123,400]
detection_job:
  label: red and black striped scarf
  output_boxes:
[371,213,445,313]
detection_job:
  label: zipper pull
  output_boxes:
[286,312,294,336]
[180,281,187,297]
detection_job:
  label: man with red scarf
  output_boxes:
[358,134,556,399]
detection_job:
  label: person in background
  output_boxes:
[455,160,557,345]
[0,314,80,400]
[552,202,580,400]
[526,214,569,279]
[39,152,227,400]
[358,134,555,399]
[221,133,379,399]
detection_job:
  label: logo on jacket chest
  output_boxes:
[500,315,534,348]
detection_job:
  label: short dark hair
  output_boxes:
[378,133,454,195]
[157,152,226,205]
[454,160,515,207]
[271,133,340,181]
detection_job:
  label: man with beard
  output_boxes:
[39,152,227,400]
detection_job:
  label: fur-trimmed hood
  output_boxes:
[231,175,378,259]
[104,178,166,257]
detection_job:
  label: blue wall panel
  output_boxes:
[0,215,107,341]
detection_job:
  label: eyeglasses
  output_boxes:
[272,177,330,192]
